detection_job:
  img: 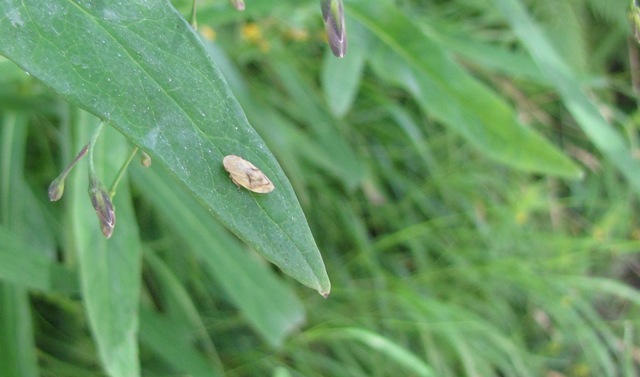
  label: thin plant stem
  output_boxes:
[109,146,139,198]
[87,121,105,181]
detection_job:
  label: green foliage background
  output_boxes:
[1,0,640,376]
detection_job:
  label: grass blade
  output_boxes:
[132,162,306,347]
[348,0,582,178]
[493,0,640,190]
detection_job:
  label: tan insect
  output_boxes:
[222,155,275,194]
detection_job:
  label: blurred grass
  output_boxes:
[1,0,640,376]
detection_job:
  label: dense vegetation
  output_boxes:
[1,0,639,376]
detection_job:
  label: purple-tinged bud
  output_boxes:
[89,179,116,239]
[320,0,347,57]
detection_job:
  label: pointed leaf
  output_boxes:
[0,0,330,294]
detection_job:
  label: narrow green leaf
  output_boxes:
[0,285,38,377]
[0,0,330,295]
[321,18,367,117]
[347,0,583,178]
[142,250,222,371]
[493,0,640,191]
[0,225,77,293]
[132,163,306,347]
[139,307,222,377]
[268,57,365,190]
[205,42,364,192]
[566,276,640,306]
[68,118,142,377]
[312,327,435,377]
[0,110,40,377]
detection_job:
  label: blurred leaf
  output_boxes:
[430,28,549,84]
[205,41,365,191]
[139,308,222,377]
[313,327,435,377]
[348,0,583,178]
[0,112,39,377]
[0,226,77,293]
[493,0,640,191]
[0,0,329,295]
[0,285,38,377]
[132,162,306,347]
[142,250,222,372]
[68,118,142,377]
[269,57,366,190]
[321,17,368,117]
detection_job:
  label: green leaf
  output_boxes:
[0,225,78,293]
[311,327,435,377]
[140,251,223,376]
[493,0,640,192]
[347,0,583,178]
[0,285,38,377]
[68,118,142,377]
[321,17,368,118]
[139,307,222,377]
[0,0,329,294]
[268,57,366,190]
[0,112,39,377]
[205,42,365,192]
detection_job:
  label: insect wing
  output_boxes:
[223,155,275,194]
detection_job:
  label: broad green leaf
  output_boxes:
[347,0,583,178]
[0,0,329,294]
[132,163,306,347]
[68,117,141,377]
[493,0,640,192]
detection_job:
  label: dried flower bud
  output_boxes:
[89,179,116,239]
[320,0,347,57]
[48,177,65,201]
[230,0,245,11]
[48,144,89,202]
